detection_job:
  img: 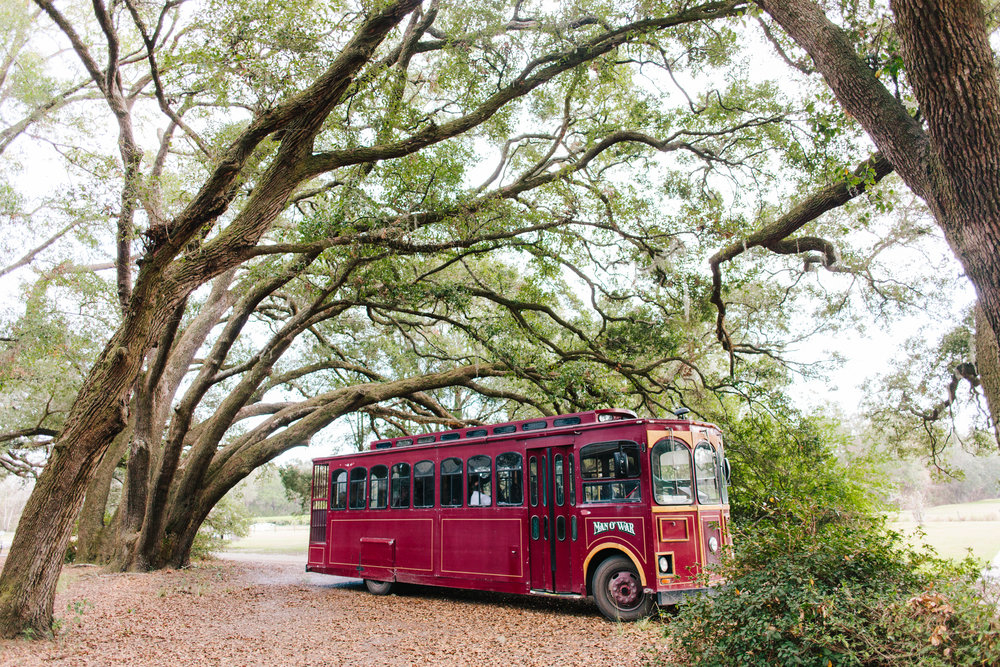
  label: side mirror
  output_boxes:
[723,457,732,485]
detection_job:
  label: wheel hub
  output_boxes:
[608,570,640,609]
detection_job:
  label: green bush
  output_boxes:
[663,517,1000,666]
[189,495,252,560]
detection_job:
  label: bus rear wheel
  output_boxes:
[363,579,394,595]
[592,555,654,621]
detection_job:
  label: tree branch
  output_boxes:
[709,151,893,373]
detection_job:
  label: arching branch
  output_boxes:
[709,152,893,374]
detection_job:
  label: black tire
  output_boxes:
[592,555,654,621]
[363,579,394,595]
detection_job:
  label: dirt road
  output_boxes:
[0,556,666,666]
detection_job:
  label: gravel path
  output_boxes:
[0,557,667,666]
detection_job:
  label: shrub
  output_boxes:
[189,495,252,560]
[662,517,1000,666]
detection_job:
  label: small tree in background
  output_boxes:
[277,464,312,515]
[188,495,252,561]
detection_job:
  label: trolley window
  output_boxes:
[312,464,329,501]
[441,457,463,507]
[496,452,523,506]
[390,463,410,508]
[580,441,641,503]
[529,456,538,507]
[413,460,434,507]
[651,437,693,505]
[554,454,565,506]
[370,465,388,509]
[331,469,348,510]
[310,464,329,543]
[468,455,492,506]
[349,467,367,509]
[695,442,723,505]
[568,454,576,505]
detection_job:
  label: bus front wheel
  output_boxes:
[363,579,394,595]
[592,555,654,621]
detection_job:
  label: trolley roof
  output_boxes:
[312,408,720,463]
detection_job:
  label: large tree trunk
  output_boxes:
[759,0,1000,443]
[975,304,1000,444]
[890,0,1000,362]
[75,427,131,563]
[0,307,167,636]
[0,0,421,636]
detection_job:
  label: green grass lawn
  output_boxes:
[890,498,1000,563]
[225,524,309,555]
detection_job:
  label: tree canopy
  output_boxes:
[1,0,999,638]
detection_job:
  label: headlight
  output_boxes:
[708,536,719,553]
[658,555,673,574]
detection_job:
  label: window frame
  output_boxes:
[579,440,642,504]
[650,437,694,506]
[554,454,565,506]
[413,460,434,508]
[496,452,524,506]
[310,464,329,544]
[390,462,411,509]
[348,467,367,509]
[694,441,723,505]
[467,454,492,507]
[440,456,463,507]
[369,464,388,510]
[330,468,348,510]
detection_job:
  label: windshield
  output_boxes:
[694,442,723,505]
[651,437,693,505]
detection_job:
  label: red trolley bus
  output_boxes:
[306,408,731,620]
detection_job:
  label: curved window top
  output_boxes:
[467,455,490,474]
[441,457,462,475]
[651,438,693,506]
[694,441,723,505]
